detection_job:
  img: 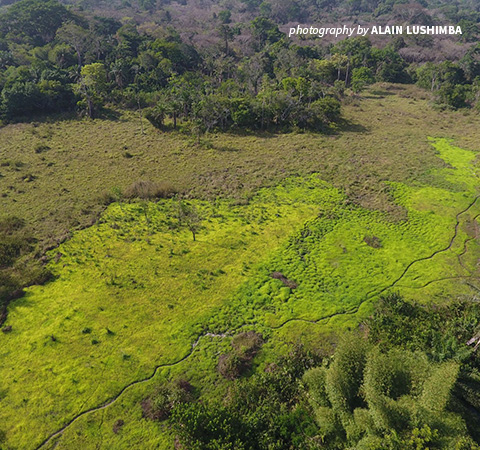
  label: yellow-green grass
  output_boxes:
[38,139,480,449]
[1,137,480,449]
[0,177,331,449]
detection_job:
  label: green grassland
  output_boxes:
[2,133,480,448]
[1,85,480,449]
[0,84,479,251]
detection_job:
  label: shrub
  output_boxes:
[99,187,123,205]
[34,144,50,154]
[141,379,194,421]
[172,344,321,450]
[218,353,244,380]
[218,331,264,379]
[0,238,25,267]
[144,105,166,129]
[112,419,124,434]
[0,271,21,312]
[0,217,25,234]
[124,180,177,200]
[231,331,264,361]
[364,235,382,248]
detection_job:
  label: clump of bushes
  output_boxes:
[99,187,123,205]
[218,331,264,380]
[112,419,124,434]
[141,379,194,421]
[0,216,32,269]
[0,216,36,324]
[302,337,472,449]
[0,217,25,234]
[270,271,298,289]
[171,345,322,450]
[363,235,382,248]
[33,144,50,154]
[144,106,166,130]
[165,296,480,449]
[123,180,177,200]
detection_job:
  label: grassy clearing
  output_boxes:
[0,178,326,449]
[1,135,480,448]
[213,140,480,338]
[1,84,480,252]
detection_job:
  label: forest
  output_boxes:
[1,0,480,126]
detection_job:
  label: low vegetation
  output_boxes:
[1,136,480,448]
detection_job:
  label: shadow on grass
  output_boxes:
[5,107,123,126]
[336,119,369,133]
[98,108,122,121]
[363,90,398,99]
[213,146,242,152]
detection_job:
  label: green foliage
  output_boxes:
[367,295,480,443]
[141,379,194,421]
[250,17,284,47]
[144,104,166,129]
[367,294,480,363]
[304,338,470,449]
[0,0,73,46]
[415,62,469,108]
[218,331,264,379]
[77,62,108,118]
[2,89,480,449]
[0,0,476,126]
[171,345,320,450]
[0,216,38,317]
[325,338,368,418]
[175,199,203,241]
[352,67,375,93]
[1,79,75,120]
[372,46,410,83]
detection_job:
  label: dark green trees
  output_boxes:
[0,0,73,46]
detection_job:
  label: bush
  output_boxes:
[0,216,25,234]
[124,180,177,200]
[172,345,321,450]
[34,144,50,154]
[112,419,124,434]
[231,331,264,360]
[218,353,244,380]
[364,235,382,248]
[218,331,264,380]
[141,379,194,421]
[99,187,123,205]
[144,105,166,129]
[0,272,21,307]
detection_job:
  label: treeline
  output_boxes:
[415,57,480,109]
[140,294,480,449]
[1,0,480,130]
